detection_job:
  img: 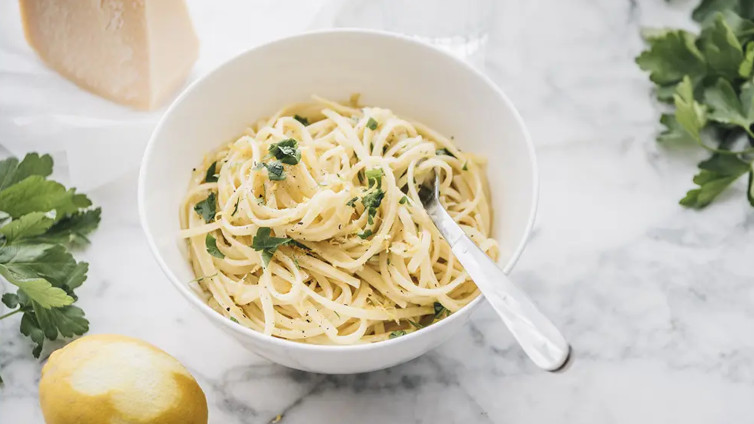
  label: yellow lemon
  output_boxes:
[39,334,208,424]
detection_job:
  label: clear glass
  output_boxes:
[380,0,493,67]
[325,0,493,69]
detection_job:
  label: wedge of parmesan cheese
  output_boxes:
[20,0,199,109]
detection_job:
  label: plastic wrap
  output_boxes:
[0,0,329,189]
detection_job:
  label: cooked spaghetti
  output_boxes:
[179,96,498,344]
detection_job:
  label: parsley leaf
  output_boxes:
[366,118,378,130]
[205,234,225,259]
[30,208,101,247]
[0,211,55,243]
[636,30,707,88]
[268,139,301,165]
[30,304,88,348]
[2,293,19,309]
[0,176,90,219]
[674,76,708,141]
[657,114,696,144]
[680,154,751,207]
[693,0,754,22]
[0,244,86,290]
[739,41,754,77]
[251,227,293,267]
[699,13,744,80]
[205,161,219,183]
[0,267,72,308]
[346,197,358,207]
[704,78,754,132]
[0,153,53,191]
[399,196,409,204]
[20,312,47,358]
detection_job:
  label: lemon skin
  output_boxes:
[39,334,208,424]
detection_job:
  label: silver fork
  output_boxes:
[419,174,571,371]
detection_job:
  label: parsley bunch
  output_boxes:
[636,0,754,208]
[0,153,100,367]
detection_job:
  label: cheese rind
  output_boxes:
[20,0,199,110]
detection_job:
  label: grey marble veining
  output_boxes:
[2,0,754,423]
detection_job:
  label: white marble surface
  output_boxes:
[2,0,754,423]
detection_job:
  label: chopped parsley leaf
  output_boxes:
[346,197,358,207]
[205,161,219,183]
[365,168,383,188]
[462,162,468,171]
[361,189,385,210]
[293,115,309,126]
[399,196,409,204]
[389,330,406,339]
[194,192,217,223]
[291,240,311,251]
[230,317,239,323]
[367,117,378,131]
[267,139,301,165]
[205,234,225,259]
[232,197,240,216]
[252,227,293,267]
[436,148,457,159]
[188,272,218,283]
[433,301,449,319]
[408,320,423,329]
[357,229,373,239]
[264,160,286,181]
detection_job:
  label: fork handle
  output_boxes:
[439,213,570,371]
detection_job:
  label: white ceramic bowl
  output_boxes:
[139,29,538,374]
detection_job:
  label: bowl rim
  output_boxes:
[138,28,539,353]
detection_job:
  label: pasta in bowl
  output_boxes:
[180,97,498,345]
[139,30,537,373]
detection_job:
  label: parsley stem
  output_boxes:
[694,137,754,156]
[0,308,21,320]
[699,143,754,155]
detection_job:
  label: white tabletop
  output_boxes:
[1,1,752,423]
